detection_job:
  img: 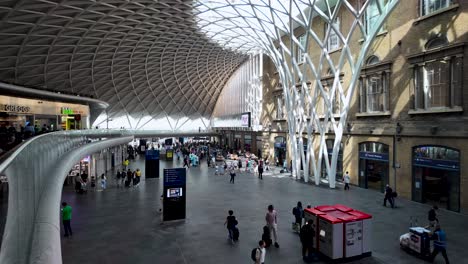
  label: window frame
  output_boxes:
[420,0,453,17]
[365,0,387,34]
[320,74,344,117]
[358,58,392,115]
[296,34,307,63]
[408,41,464,113]
[325,17,340,52]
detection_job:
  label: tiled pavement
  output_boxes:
[2,156,465,263]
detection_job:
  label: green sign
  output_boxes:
[61,107,74,115]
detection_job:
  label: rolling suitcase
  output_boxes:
[232,227,239,241]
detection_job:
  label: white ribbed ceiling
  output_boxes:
[0,0,248,129]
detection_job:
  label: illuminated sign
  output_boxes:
[0,104,31,113]
[61,107,74,115]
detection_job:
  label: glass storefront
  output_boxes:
[274,136,286,166]
[358,142,389,192]
[321,139,343,182]
[412,145,460,212]
[244,134,252,152]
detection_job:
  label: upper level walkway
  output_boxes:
[54,156,467,264]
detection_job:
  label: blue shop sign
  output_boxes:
[414,157,460,171]
[164,168,186,186]
[274,142,286,148]
[359,151,389,162]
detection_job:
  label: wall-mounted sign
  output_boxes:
[359,151,389,162]
[61,107,74,115]
[241,113,250,127]
[212,112,251,128]
[0,104,31,113]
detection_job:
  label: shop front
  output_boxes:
[358,142,389,192]
[0,95,89,132]
[412,145,460,212]
[274,136,286,166]
[321,139,343,183]
[244,134,252,152]
[234,134,242,150]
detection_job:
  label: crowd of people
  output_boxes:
[0,123,53,155]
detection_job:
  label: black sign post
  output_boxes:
[163,168,186,221]
[145,149,160,178]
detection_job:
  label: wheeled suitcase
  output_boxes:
[232,227,239,241]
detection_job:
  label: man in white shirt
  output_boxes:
[255,240,266,264]
[343,171,350,190]
[265,205,279,248]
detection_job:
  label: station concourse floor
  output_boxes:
[56,156,467,264]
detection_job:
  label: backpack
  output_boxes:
[251,248,259,262]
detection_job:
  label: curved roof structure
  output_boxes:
[0,0,248,129]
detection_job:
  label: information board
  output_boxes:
[163,168,186,221]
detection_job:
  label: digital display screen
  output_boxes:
[167,188,183,198]
[241,113,250,127]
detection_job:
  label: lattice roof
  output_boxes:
[0,0,248,129]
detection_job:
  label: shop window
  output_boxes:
[325,17,340,52]
[365,0,387,34]
[412,37,463,111]
[296,34,307,63]
[359,56,391,113]
[413,145,460,212]
[359,141,389,153]
[420,0,453,16]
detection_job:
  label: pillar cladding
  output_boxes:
[262,0,400,187]
[0,132,133,264]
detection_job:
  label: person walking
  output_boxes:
[258,161,264,180]
[61,202,73,237]
[292,201,304,231]
[123,159,129,171]
[300,219,315,261]
[135,168,142,186]
[383,184,394,208]
[132,170,138,186]
[229,167,236,183]
[116,170,122,188]
[253,240,266,264]
[224,210,238,243]
[343,171,350,190]
[265,204,280,248]
[100,174,107,190]
[428,205,439,230]
[430,224,450,263]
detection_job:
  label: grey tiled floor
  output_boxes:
[53,157,467,263]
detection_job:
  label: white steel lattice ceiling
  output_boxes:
[0,0,248,130]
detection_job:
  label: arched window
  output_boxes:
[366,55,380,65]
[425,36,448,50]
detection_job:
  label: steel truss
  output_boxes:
[196,0,400,187]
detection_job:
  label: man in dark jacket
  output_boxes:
[300,219,315,261]
[383,184,394,208]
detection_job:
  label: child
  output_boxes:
[261,226,272,248]
[215,165,219,175]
